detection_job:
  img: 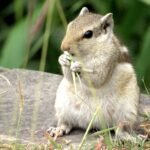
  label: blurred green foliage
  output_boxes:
[0,0,150,90]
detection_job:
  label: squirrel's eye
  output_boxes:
[83,30,93,39]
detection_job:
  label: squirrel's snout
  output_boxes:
[61,41,70,52]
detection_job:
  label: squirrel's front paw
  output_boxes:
[47,127,65,137]
[70,61,82,73]
[47,125,71,137]
[58,53,71,67]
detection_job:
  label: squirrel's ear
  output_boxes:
[79,7,89,16]
[100,13,114,33]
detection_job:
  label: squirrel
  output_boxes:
[47,7,140,141]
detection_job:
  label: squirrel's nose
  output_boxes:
[61,41,70,51]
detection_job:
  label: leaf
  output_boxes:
[0,19,28,68]
[0,4,42,68]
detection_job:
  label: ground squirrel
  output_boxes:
[47,7,140,141]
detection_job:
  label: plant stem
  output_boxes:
[89,126,117,137]
[78,107,100,150]
[39,0,55,71]
[56,0,67,29]
[142,77,150,95]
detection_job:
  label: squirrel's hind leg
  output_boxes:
[115,122,139,143]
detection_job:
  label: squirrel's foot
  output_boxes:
[115,122,140,143]
[58,53,71,67]
[115,130,137,143]
[47,125,71,137]
[70,61,82,72]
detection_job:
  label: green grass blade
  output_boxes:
[78,107,100,150]
[89,126,117,137]
[39,0,55,71]
[56,0,67,29]
[13,0,24,20]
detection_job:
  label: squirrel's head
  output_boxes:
[61,7,114,56]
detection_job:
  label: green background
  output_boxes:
[0,0,150,91]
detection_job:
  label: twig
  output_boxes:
[72,71,77,94]
[82,68,93,73]
[76,72,82,88]
[0,74,11,94]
